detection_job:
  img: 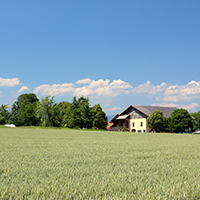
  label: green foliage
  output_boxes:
[36,96,57,127]
[0,128,200,199]
[147,110,167,132]
[17,93,39,105]
[7,94,107,129]
[56,101,71,126]
[62,97,107,129]
[191,111,200,131]
[17,101,39,126]
[62,97,80,128]
[0,104,11,124]
[168,108,193,133]
[0,114,5,124]
[10,93,39,126]
[91,104,108,129]
[62,96,93,129]
[78,96,92,128]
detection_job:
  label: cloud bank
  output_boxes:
[34,79,133,97]
[152,102,199,112]
[132,81,167,94]
[0,77,22,87]
[32,78,200,112]
[0,77,192,113]
[34,83,75,96]
[161,81,200,102]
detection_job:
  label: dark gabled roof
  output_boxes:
[110,105,177,122]
[132,105,177,118]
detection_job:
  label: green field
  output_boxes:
[0,128,200,199]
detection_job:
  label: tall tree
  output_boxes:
[54,101,71,127]
[10,93,39,126]
[91,104,107,129]
[36,96,57,126]
[62,96,94,129]
[62,97,80,128]
[147,110,167,132]
[78,97,92,128]
[168,108,193,133]
[50,103,62,127]
[17,101,39,126]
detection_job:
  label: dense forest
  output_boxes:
[0,93,108,129]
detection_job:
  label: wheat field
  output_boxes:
[0,127,200,199]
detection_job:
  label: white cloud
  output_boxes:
[152,102,200,112]
[34,83,75,95]
[182,102,200,111]
[33,79,133,98]
[161,80,200,102]
[76,78,92,84]
[17,86,29,93]
[132,81,167,94]
[131,80,200,104]
[0,77,22,87]
[75,79,133,97]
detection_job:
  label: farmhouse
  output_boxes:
[109,105,177,132]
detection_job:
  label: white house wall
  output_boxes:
[129,118,147,132]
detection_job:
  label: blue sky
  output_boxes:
[1,0,200,115]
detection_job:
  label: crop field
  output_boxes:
[0,128,200,199]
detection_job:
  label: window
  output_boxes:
[141,122,143,127]
[132,122,134,127]
[143,130,145,132]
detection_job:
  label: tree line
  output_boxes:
[147,109,200,133]
[0,93,108,129]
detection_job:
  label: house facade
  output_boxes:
[109,105,177,132]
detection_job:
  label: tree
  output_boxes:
[49,103,62,127]
[147,110,167,132]
[168,108,193,133]
[0,115,4,124]
[78,96,92,128]
[191,111,200,131]
[0,104,11,124]
[17,101,39,126]
[16,93,39,105]
[62,96,93,129]
[62,96,80,128]
[36,96,57,126]
[57,101,71,126]
[91,104,107,129]
[10,93,39,126]
[10,103,20,125]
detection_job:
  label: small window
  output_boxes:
[138,130,141,132]
[141,122,143,127]
[143,130,145,132]
[132,122,134,127]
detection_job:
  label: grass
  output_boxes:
[0,128,200,199]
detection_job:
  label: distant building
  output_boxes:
[109,105,177,132]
